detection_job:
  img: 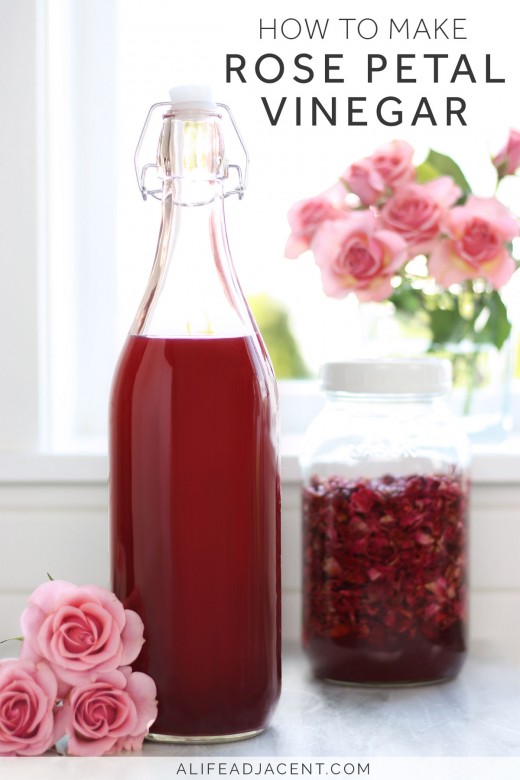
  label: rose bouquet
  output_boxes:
[0,578,157,757]
[285,131,520,415]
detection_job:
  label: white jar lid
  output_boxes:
[169,84,217,111]
[321,358,452,396]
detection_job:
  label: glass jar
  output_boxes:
[301,359,469,685]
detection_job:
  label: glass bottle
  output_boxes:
[110,86,281,742]
[301,359,469,685]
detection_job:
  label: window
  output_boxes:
[2,0,519,454]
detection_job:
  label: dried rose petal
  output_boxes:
[302,472,468,680]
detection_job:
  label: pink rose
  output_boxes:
[343,140,415,206]
[429,196,519,288]
[493,129,520,176]
[54,667,157,756]
[371,140,416,189]
[342,158,385,206]
[285,185,347,258]
[311,211,408,301]
[381,177,462,255]
[0,659,57,756]
[20,580,145,694]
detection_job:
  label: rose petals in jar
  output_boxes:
[303,472,468,684]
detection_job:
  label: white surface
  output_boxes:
[133,643,520,757]
[1,644,517,761]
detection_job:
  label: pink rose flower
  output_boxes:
[0,659,57,756]
[493,129,520,176]
[429,196,519,288]
[381,177,462,255]
[285,185,347,258]
[342,158,385,206]
[343,140,415,206]
[54,667,158,756]
[311,211,408,302]
[20,580,145,694]
[371,140,416,189]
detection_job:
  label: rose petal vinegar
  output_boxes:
[110,334,280,739]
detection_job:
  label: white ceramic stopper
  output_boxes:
[169,84,216,110]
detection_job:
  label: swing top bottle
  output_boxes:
[110,86,281,742]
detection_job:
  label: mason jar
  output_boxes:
[301,359,469,685]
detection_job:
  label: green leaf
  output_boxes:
[0,636,23,644]
[419,149,472,197]
[47,572,54,581]
[416,161,439,184]
[389,286,423,314]
[473,291,511,350]
[429,309,463,345]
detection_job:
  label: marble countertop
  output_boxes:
[2,640,519,768]
[143,642,520,757]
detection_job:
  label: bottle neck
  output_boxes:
[131,114,253,339]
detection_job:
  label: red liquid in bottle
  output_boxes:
[110,334,281,738]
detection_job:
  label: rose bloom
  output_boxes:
[371,140,415,189]
[0,659,57,756]
[20,580,145,694]
[285,184,347,259]
[429,196,519,288]
[54,666,157,756]
[381,177,461,255]
[492,129,520,176]
[342,157,385,207]
[311,211,408,302]
[342,140,415,206]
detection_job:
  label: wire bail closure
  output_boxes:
[134,101,249,202]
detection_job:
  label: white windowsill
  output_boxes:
[0,434,520,485]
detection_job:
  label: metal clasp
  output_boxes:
[134,100,249,202]
[216,103,249,200]
[134,101,170,201]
